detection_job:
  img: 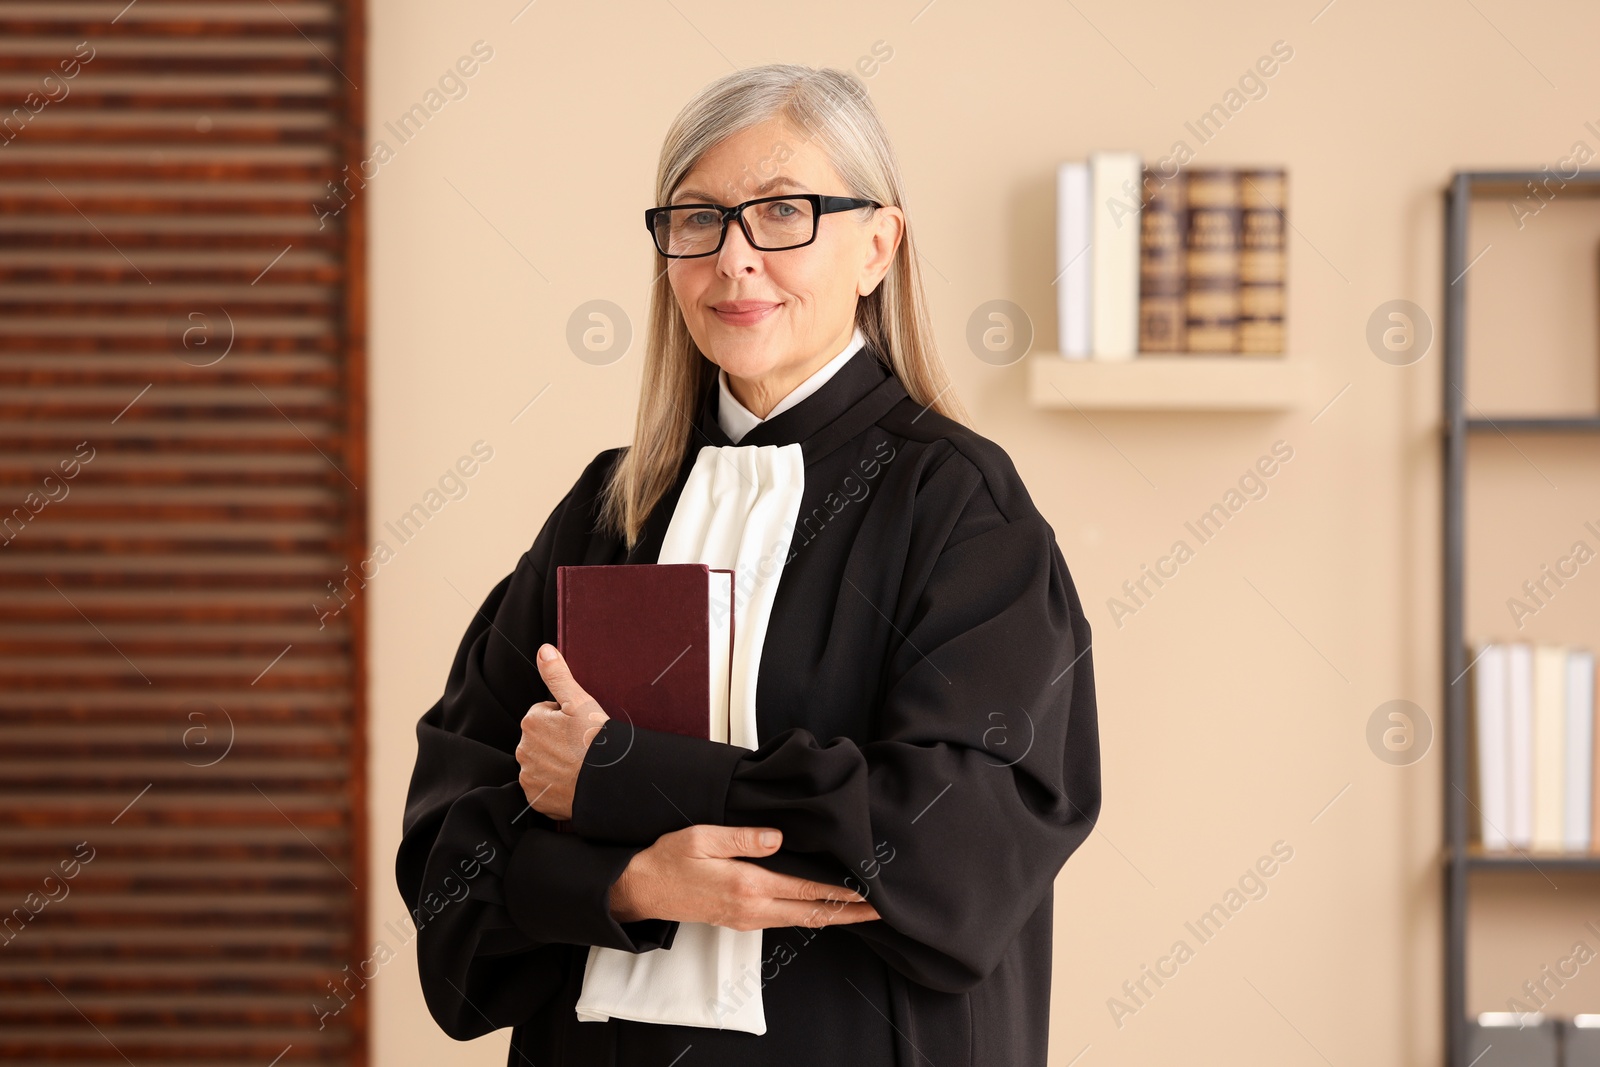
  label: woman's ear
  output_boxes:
[857,205,904,296]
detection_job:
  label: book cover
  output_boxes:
[548,562,735,832]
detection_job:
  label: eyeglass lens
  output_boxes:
[654,198,816,256]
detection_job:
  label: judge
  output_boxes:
[396,62,1101,1067]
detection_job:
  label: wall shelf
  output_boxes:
[1464,415,1600,433]
[1025,353,1308,412]
[1457,849,1600,872]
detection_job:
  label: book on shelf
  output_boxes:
[1138,170,1185,352]
[1468,641,1599,853]
[1183,168,1242,354]
[1056,161,1092,359]
[1091,151,1141,360]
[1055,156,1287,359]
[1238,169,1286,354]
[548,562,736,833]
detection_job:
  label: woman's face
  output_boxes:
[664,118,903,396]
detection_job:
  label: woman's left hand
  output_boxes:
[516,643,610,821]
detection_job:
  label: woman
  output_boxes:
[396,63,1101,1067]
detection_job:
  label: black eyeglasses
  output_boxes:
[645,193,881,259]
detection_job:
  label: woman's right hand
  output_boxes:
[610,825,881,932]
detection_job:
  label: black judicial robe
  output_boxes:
[395,342,1102,1067]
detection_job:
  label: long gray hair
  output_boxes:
[597,63,970,549]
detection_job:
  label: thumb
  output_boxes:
[536,643,592,711]
[702,825,782,858]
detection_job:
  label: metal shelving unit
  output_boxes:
[1443,169,1600,1067]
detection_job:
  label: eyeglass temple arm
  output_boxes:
[819,196,880,213]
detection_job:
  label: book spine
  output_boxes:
[1472,643,1509,851]
[1507,643,1533,848]
[1592,652,1600,852]
[1531,644,1565,851]
[1238,168,1286,356]
[1058,162,1092,358]
[553,565,572,834]
[1183,168,1242,354]
[1564,648,1594,850]
[1090,151,1141,360]
[1138,168,1186,353]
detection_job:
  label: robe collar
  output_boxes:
[625,340,912,563]
[692,338,908,464]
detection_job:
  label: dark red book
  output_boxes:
[549,563,735,832]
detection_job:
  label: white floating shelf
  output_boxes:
[1026,353,1309,412]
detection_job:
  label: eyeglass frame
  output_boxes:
[644,193,882,259]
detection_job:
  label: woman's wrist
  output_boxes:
[608,847,651,923]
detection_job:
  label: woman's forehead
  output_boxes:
[673,125,842,203]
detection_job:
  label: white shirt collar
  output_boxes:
[716,326,867,444]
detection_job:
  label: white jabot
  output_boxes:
[716,325,866,444]
[573,442,807,1036]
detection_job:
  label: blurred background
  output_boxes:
[4,0,1600,1065]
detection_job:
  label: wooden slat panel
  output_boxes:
[0,0,368,1062]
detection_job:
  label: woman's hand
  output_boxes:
[610,825,882,931]
[517,643,609,821]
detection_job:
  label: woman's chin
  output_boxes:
[700,330,788,375]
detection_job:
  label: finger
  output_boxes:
[688,824,781,859]
[760,899,882,928]
[745,867,869,905]
[535,643,593,711]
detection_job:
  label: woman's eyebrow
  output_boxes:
[671,177,814,203]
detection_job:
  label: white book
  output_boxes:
[1531,644,1567,851]
[1506,643,1534,848]
[1472,643,1509,851]
[1564,649,1594,851]
[1057,162,1092,359]
[1089,151,1141,360]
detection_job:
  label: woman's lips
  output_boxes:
[711,302,779,326]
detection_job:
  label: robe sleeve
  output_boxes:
[568,445,1102,995]
[395,451,681,1041]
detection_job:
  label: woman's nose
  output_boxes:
[715,215,763,272]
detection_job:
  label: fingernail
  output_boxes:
[538,644,557,662]
[760,831,779,847]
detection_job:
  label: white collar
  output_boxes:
[716,325,867,444]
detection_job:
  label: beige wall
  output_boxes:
[367,2,1600,1062]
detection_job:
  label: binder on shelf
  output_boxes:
[1465,1014,1556,1067]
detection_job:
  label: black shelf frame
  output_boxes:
[1443,169,1600,1067]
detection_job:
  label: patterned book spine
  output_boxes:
[1239,168,1286,355]
[1183,168,1242,354]
[1138,169,1186,353]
